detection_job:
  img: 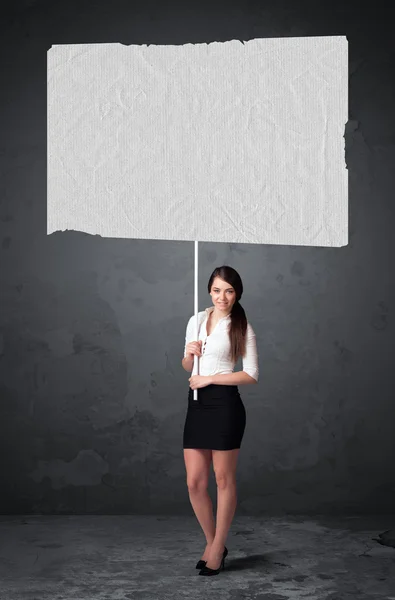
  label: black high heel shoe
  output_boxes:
[195,559,207,569]
[199,546,228,576]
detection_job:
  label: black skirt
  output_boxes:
[183,383,246,450]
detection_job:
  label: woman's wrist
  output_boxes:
[182,354,194,371]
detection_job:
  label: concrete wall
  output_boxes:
[1,1,394,514]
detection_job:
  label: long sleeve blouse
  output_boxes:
[183,306,259,382]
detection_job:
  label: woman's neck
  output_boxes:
[210,306,231,321]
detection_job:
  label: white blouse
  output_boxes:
[183,306,259,382]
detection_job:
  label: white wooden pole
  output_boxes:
[193,240,199,401]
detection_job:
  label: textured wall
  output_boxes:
[1,1,394,514]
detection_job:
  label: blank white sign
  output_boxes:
[47,36,348,247]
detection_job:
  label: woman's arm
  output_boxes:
[240,322,259,382]
[182,355,194,372]
[209,371,256,385]
[182,315,196,372]
[208,322,259,385]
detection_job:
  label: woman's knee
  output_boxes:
[187,477,209,493]
[184,448,212,492]
[214,472,236,488]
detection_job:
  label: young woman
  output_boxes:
[181,265,259,576]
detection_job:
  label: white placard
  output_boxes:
[48,36,348,247]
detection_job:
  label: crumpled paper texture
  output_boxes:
[47,36,348,247]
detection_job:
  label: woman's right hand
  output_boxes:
[186,340,202,357]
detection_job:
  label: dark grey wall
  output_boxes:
[1,1,394,515]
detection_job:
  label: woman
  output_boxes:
[181,265,259,576]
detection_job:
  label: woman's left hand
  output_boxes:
[188,375,212,390]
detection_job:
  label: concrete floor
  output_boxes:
[0,514,394,599]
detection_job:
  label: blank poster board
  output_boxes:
[47,36,348,247]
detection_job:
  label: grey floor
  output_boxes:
[0,514,394,599]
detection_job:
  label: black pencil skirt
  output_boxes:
[183,383,246,450]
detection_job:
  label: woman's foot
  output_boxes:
[204,543,225,570]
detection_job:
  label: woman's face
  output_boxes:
[210,277,236,312]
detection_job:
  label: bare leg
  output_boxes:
[215,479,237,547]
[188,485,216,558]
[205,449,239,569]
[184,449,215,560]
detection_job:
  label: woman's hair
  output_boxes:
[207,265,247,363]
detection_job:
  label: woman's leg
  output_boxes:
[183,448,215,559]
[205,448,240,569]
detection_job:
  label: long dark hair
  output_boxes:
[207,266,247,363]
